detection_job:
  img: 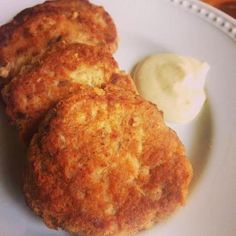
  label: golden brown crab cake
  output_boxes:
[108,72,138,94]
[2,42,121,142]
[0,0,118,85]
[23,85,192,236]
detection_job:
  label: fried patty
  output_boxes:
[23,85,192,236]
[0,0,118,85]
[2,42,134,142]
[108,72,137,94]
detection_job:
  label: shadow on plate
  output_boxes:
[166,99,213,195]
[0,102,39,220]
[188,100,213,193]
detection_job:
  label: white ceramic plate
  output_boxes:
[0,0,236,235]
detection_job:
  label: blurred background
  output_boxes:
[203,0,236,18]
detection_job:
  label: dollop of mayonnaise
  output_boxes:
[133,54,209,123]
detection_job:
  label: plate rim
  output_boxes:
[169,0,236,41]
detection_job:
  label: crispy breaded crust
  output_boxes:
[0,0,118,85]
[108,72,138,94]
[2,42,122,142]
[23,86,192,236]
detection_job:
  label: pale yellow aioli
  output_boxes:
[132,54,209,123]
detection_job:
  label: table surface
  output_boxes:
[203,0,236,18]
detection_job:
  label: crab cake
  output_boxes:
[108,72,137,94]
[0,0,118,85]
[23,85,192,236]
[2,42,127,142]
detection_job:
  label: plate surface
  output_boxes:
[0,0,236,235]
